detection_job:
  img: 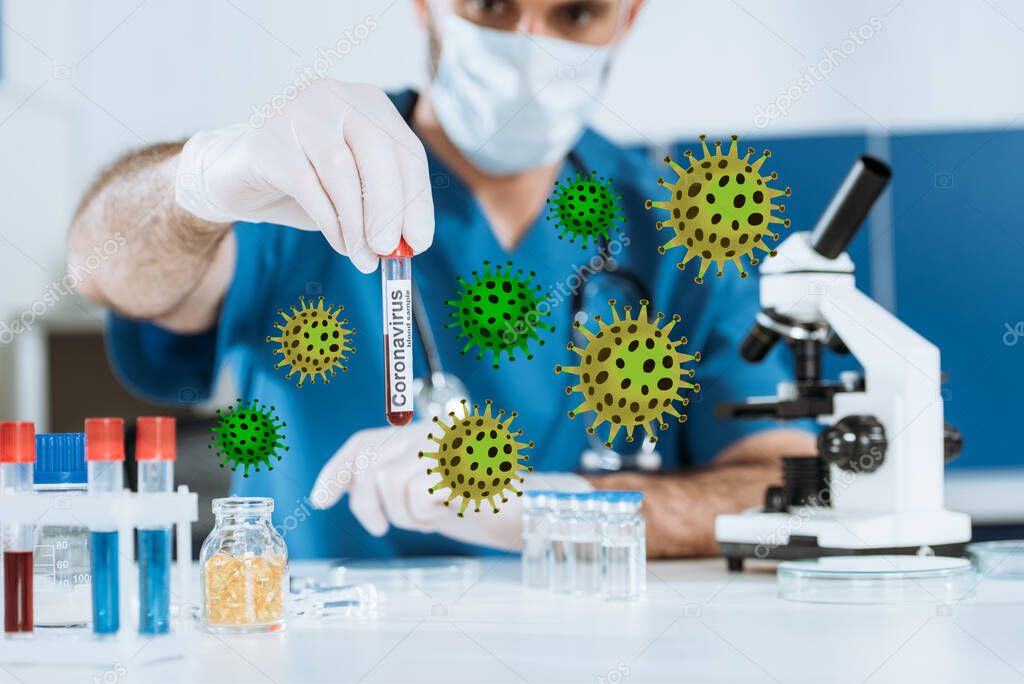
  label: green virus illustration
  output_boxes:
[555,299,700,447]
[418,400,533,516]
[646,135,791,283]
[546,171,625,248]
[209,398,289,477]
[267,295,355,387]
[447,261,553,368]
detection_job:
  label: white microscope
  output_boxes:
[715,156,971,571]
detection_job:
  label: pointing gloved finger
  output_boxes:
[347,462,390,537]
[262,150,345,247]
[344,117,405,257]
[406,465,450,526]
[310,434,364,510]
[387,127,434,254]
[375,456,431,532]
[302,132,377,272]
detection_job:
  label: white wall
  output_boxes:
[1,0,1022,417]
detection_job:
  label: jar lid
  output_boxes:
[34,433,86,485]
[213,496,275,515]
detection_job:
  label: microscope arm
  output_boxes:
[820,283,946,512]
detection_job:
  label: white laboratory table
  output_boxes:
[2,557,1023,684]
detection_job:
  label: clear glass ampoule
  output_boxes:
[382,239,414,426]
[599,491,646,601]
[521,491,552,589]
[549,493,578,594]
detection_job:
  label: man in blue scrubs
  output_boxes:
[68,0,815,559]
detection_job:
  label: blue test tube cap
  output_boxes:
[34,433,87,486]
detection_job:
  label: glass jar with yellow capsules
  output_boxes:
[200,497,288,634]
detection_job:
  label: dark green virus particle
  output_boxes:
[646,134,791,283]
[418,400,533,516]
[267,295,355,387]
[556,299,700,447]
[209,398,289,477]
[446,261,553,368]
[546,171,625,248]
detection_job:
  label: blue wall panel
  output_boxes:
[889,129,1024,470]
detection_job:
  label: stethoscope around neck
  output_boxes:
[411,151,662,472]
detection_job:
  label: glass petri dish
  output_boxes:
[968,540,1024,579]
[778,555,975,604]
[324,557,483,594]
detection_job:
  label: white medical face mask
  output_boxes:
[429,14,613,176]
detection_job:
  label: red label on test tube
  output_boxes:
[382,239,414,426]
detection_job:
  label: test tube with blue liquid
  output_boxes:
[85,417,124,635]
[135,417,175,635]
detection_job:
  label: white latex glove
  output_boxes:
[175,79,434,273]
[310,422,592,551]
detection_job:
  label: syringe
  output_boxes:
[382,239,414,426]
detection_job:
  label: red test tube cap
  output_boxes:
[85,418,125,462]
[385,238,413,259]
[136,416,176,461]
[0,421,36,463]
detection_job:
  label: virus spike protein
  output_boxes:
[209,398,289,477]
[546,171,626,248]
[446,260,554,368]
[418,400,533,516]
[267,295,356,387]
[555,299,700,447]
[646,134,791,283]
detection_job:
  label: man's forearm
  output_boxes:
[591,429,817,558]
[68,141,230,321]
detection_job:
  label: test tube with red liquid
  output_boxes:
[1,421,36,635]
[382,239,414,426]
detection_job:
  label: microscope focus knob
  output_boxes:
[818,415,887,473]
[944,422,964,463]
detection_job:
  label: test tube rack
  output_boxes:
[0,485,198,666]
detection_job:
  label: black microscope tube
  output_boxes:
[810,156,892,259]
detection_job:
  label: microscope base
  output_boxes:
[716,509,972,572]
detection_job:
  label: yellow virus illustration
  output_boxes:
[267,295,355,387]
[556,299,700,447]
[418,400,533,516]
[646,135,791,283]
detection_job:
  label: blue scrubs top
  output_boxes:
[107,91,803,559]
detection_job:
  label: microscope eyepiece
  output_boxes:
[740,321,781,362]
[810,155,892,259]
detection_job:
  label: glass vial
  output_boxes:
[33,432,91,628]
[1,421,37,635]
[599,491,646,601]
[520,491,552,589]
[136,417,176,635]
[200,497,288,634]
[572,492,602,595]
[548,493,578,594]
[85,417,125,635]
[382,239,414,426]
